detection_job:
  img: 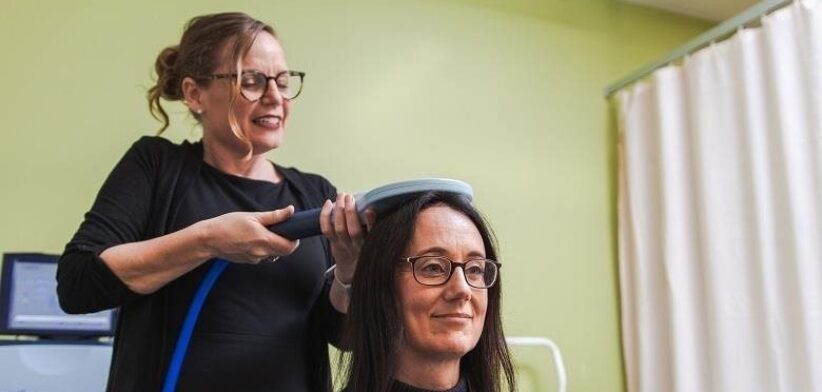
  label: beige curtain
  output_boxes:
[615,1,822,391]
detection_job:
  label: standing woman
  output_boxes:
[56,12,361,392]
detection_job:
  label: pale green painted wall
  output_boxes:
[0,1,710,390]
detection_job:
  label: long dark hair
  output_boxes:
[341,192,516,392]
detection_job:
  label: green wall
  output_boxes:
[0,1,710,390]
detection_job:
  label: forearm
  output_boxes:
[328,267,352,313]
[100,220,214,295]
[329,281,349,314]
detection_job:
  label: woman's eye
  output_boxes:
[241,75,262,87]
[465,265,484,275]
[420,263,445,274]
[275,76,290,88]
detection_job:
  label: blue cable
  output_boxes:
[162,259,229,392]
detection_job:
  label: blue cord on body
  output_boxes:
[161,259,229,392]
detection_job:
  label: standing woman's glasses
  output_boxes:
[204,70,306,101]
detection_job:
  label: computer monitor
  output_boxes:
[0,253,116,338]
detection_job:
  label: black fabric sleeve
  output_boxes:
[56,136,164,314]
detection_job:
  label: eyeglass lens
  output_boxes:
[239,71,302,101]
[412,256,497,288]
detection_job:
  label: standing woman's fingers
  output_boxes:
[344,194,364,240]
[255,205,295,227]
[319,199,334,239]
[266,235,300,257]
[255,206,299,256]
[333,193,350,240]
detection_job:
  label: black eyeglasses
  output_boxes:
[399,255,500,289]
[204,70,306,101]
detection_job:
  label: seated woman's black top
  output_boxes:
[57,137,343,392]
[391,378,469,392]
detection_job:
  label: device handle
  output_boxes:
[267,208,323,240]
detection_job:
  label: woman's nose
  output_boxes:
[443,267,472,301]
[260,81,283,104]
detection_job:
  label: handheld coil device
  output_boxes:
[163,178,473,391]
[268,178,473,239]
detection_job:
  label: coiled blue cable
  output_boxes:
[161,259,229,392]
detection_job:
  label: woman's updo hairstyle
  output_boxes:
[147,12,275,134]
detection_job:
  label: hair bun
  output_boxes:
[155,46,181,99]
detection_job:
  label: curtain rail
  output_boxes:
[604,0,793,97]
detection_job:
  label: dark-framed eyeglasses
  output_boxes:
[399,255,500,289]
[205,70,306,102]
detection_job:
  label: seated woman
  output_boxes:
[340,192,516,392]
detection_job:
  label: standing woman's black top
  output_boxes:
[56,136,343,392]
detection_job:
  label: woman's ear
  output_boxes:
[181,76,203,114]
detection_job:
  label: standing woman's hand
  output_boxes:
[202,206,301,264]
[320,193,373,284]
[321,193,376,313]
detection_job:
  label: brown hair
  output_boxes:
[147,12,275,140]
[340,192,516,392]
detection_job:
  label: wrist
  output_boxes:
[335,267,354,284]
[191,219,216,260]
[325,265,353,295]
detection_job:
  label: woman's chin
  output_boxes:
[428,337,479,358]
[251,134,284,155]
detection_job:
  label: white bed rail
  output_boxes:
[506,336,567,392]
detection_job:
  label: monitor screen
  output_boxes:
[0,253,116,338]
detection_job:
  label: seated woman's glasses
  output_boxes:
[400,255,500,289]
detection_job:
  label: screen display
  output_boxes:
[0,254,116,337]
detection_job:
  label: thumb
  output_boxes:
[256,205,295,226]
